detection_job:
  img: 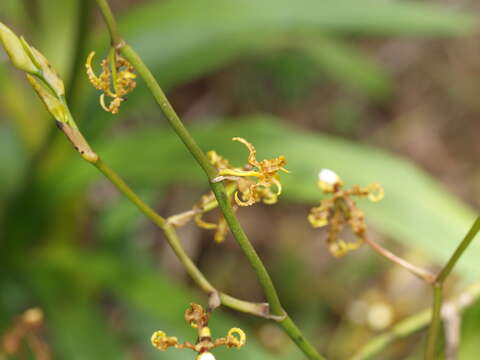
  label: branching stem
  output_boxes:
[92,157,269,318]
[424,216,480,360]
[350,281,480,360]
[363,235,435,283]
[94,1,325,358]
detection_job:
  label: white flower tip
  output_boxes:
[318,169,339,184]
[197,353,216,360]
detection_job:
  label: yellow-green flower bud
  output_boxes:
[0,22,38,74]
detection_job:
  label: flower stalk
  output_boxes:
[424,216,480,360]
[93,1,325,359]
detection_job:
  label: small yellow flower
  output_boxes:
[151,303,246,358]
[214,137,289,206]
[192,192,234,244]
[167,140,287,243]
[308,169,384,257]
[85,51,136,114]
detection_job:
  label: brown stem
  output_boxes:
[363,234,435,283]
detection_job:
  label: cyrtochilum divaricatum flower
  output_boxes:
[167,137,289,243]
[308,169,384,257]
[151,303,246,360]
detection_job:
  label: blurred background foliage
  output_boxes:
[0,0,480,359]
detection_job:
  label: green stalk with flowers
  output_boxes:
[1,2,479,359]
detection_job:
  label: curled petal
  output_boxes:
[226,328,246,348]
[185,303,208,329]
[194,213,218,230]
[259,187,278,205]
[234,189,256,207]
[367,183,384,202]
[271,177,282,196]
[86,51,107,91]
[328,239,362,258]
[232,137,259,168]
[213,217,229,243]
[151,331,178,351]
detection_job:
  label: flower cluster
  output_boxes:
[308,169,384,257]
[213,137,289,206]
[85,51,136,114]
[151,303,246,359]
[168,138,288,243]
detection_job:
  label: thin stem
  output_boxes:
[424,216,480,360]
[363,235,435,283]
[94,0,122,47]
[350,281,480,360]
[436,217,480,284]
[94,157,166,228]
[92,157,269,318]
[210,182,283,316]
[95,2,325,358]
[424,285,443,360]
[119,44,217,179]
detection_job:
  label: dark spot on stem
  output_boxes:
[55,120,64,130]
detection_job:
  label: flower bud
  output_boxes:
[318,168,342,193]
[0,22,37,74]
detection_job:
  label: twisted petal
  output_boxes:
[367,183,384,202]
[151,331,178,351]
[185,303,208,329]
[226,328,246,348]
[232,137,259,168]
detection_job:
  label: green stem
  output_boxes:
[94,0,122,47]
[210,182,283,316]
[119,25,286,315]
[92,157,268,318]
[350,282,480,360]
[95,2,325,358]
[424,216,480,360]
[436,217,480,284]
[119,44,217,179]
[424,285,443,360]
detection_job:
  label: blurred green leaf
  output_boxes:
[60,116,479,277]
[116,0,475,89]
[28,261,128,360]
[38,0,79,75]
[296,37,391,98]
[0,124,26,198]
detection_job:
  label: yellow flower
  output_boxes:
[308,169,384,257]
[151,303,246,358]
[214,137,289,206]
[85,51,136,114]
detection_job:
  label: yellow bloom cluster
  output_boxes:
[169,138,288,243]
[214,137,289,206]
[151,303,246,359]
[85,51,136,114]
[308,169,384,257]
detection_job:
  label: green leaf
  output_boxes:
[28,261,129,360]
[61,116,479,278]
[296,37,392,98]
[116,0,475,89]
